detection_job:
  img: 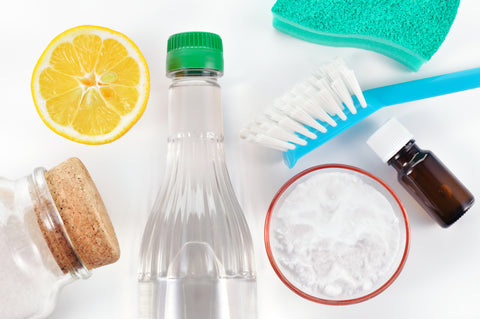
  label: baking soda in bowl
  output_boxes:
[267,166,408,303]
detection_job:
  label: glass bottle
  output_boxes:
[368,118,474,227]
[0,158,120,318]
[138,32,257,319]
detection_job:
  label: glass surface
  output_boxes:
[139,73,257,319]
[0,171,73,319]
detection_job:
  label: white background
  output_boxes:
[1,0,480,318]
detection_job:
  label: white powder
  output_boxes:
[270,171,402,299]
[0,182,64,318]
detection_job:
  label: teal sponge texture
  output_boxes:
[272,0,460,71]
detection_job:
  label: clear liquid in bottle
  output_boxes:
[138,32,257,319]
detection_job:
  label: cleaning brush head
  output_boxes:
[240,58,366,153]
[271,0,460,71]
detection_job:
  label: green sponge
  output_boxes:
[272,0,460,71]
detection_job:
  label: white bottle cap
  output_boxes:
[367,118,414,163]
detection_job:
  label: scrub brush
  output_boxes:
[240,59,480,168]
[241,58,366,151]
[271,0,460,71]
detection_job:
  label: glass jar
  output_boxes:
[0,158,120,319]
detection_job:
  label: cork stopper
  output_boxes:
[42,158,120,271]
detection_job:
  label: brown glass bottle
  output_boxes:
[388,140,474,227]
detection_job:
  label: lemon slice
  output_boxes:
[31,25,149,144]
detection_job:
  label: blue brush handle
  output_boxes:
[284,67,480,168]
[365,67,480,106]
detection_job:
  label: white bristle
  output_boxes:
[240,129,296,151]
[341,69,367,108]
[252,119,307,146]
[318,61,340,82]
[332,58,367,108]
[313,70,356,115]
[292,83,337,126]
[264,108,317,139]
[301,83,339,126]
[276,96,327,133]
[290,85,327,120]
[330,76,356,114]
[298,84,337,126]
[308,76,345,114]
[240,58,366,151]
[316,88,347,121]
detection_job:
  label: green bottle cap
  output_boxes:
[166,32,223,73]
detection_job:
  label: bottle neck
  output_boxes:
[388,140,422,171]
[28,168,90,279]
[167,69,223,139]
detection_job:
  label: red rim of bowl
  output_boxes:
[264,164,410,305]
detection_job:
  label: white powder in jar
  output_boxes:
[270,171,402,299]
[0,181,64,319]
